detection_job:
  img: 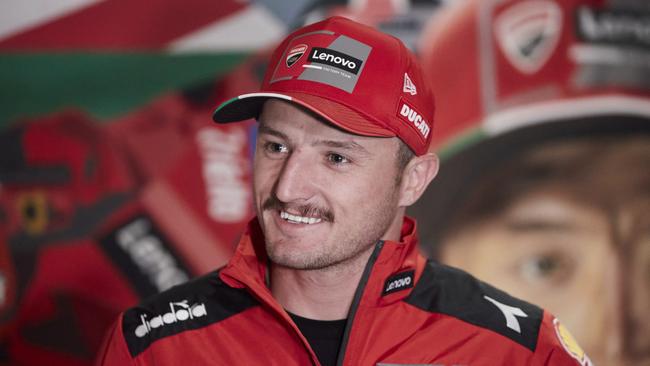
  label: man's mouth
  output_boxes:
[279,210,323,225]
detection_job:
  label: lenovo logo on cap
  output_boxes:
[308,47,363,74]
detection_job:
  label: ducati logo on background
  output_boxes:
[286,44,308,67]
[495,0,563,74]
[403,73,417,95]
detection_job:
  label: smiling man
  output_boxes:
[96,16,589,366]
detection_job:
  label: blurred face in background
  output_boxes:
[438,136,650,366]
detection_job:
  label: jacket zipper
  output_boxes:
[335,241,385,366]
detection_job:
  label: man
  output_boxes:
[96,16,589,366]
[411,0,650,365]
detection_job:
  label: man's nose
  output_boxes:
[600,246,650,366]
[600,249,626,364]
[273,149,316,204]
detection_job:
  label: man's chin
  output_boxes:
[266,249,332,271]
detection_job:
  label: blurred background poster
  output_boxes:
[411,0,650,365]
[1,0,649,365]
[0,1,443,365]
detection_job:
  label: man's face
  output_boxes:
[253,99,404,270]
[440,187,650,365]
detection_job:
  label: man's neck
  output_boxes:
[267,211,406,320]
[269,245,376,320]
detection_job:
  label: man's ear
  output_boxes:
[398,152,439,207]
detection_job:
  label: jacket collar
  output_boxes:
[219,216,423,306]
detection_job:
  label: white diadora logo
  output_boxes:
[495,0,562,74]
[403,73,417,95]
[398,101,430,139]
[484,295,528,333]
[135,300,207,338]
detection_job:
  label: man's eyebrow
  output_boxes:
[313,139,370,155]
[257,123,288,140]
[258,122,372,155]
[506,218,580,233]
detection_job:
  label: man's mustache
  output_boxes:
[262,195,335,222]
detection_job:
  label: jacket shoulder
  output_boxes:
[405,260,544,352]
[121,269,258,358]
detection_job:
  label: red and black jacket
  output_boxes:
[96,217,591,366]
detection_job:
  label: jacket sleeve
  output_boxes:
[531,311,593,366]
[95,313,137,366]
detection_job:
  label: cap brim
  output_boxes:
[213,92,396,138]
[408,114,650,256]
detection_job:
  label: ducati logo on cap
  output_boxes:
[397,99,430,140]
[403,73,417,95]
[286,44,308,67]
[495,0,563,74]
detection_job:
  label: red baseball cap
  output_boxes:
[418,0,650,155]
[213,16,435,156]
[410,0,650,252]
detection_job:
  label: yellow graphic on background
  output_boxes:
[17,191,48,235]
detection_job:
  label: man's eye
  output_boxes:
[518,253,573,285]
[327,153,349,165]
[265,142,288,154]
[524,256,558,277]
